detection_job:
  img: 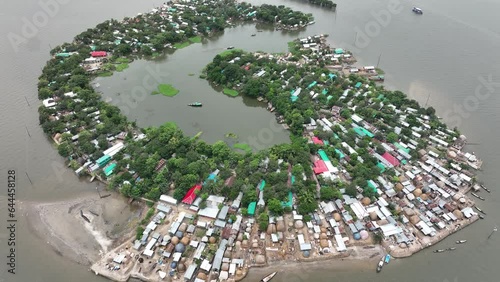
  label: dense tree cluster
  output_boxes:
[203,40,458,211]
[304,0,337,9]
[37,0,460,225]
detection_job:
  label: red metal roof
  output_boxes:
[181,184,202,205]
[313,160,328,174]
[312,136,324,145]
[91,51,107,57]
[382,152,400,166]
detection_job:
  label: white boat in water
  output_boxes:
[261,272,277,282]
[456,240,467,244]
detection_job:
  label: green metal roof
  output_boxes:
[361,128,374,138]
[354,127,366,137]
[104,163,116,176]
[393,143,410,153]
[96,155,111,166]
[307,81,317,89]
[355,82,362,88]
[335,149,345,159]
[377,162,386,172]
[259,180,266,191]
[281,191,293,208]
[318,149,330,162]
[248,202,256,215]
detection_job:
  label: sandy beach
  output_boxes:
[23,190,145,266]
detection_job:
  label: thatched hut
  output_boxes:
[453,210,464,219]
[295,220,304,229]
[180,237,190,246]
[171,236,180,245]
[395,183,404,191]
[361,197,371,206]
[333,213,341,221]
[413,189,422,197]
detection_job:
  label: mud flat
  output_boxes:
[23,191,144,266]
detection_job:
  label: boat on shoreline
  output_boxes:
[471,192,485,201]
[227,46,235,49]
[480,184,491,193]
[456,240,467,244]
[475,206,486,214]
[384,254,391,264]
[260,272,277,282]
[479,214,485,219]
[188,102,202,107]
[376,258,384,272]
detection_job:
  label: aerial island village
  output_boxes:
[36,1,487,282]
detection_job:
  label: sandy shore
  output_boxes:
[23,191,144,266]
[242,253,379,282]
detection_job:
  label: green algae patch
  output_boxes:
[152,84,180,97]
[234,143,252,153]
[115,63,129,72]
[189,36,202,43]
[223,88,239,97]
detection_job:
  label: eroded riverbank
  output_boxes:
[22,191,145,267]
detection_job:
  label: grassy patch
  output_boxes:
[223,88,239,97]
[188,36,202,43]
[115,63,129,72]
[98,71,113,77]
[162,121,178,129]
[234,143,252,153]
[218,49,243,58]
[288,41,299,53]
[174,41,190,49]
[115,57,131,64]
[193,131,203,139]
[152,84,179,97]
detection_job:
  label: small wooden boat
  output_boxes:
[260,272,277,282]
[471,192,480,199]
[227,46,235,50]
[480,184,491,193]
[412,7,423,14]
[456,240,467,244]
[376,258,384,272]
[479,214,485,219]
[447,247,456,251]
[251,33,256,36]
[384,254,391,264]
[475,206,486,214]
[434,249,445,253]
[188,102,202,107]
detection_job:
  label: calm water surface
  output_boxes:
[1,0,499,281]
